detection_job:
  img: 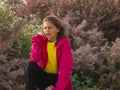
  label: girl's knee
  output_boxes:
[25,61,38,74]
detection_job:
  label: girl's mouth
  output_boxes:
[45,33,50,36]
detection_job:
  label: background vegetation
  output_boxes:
[0,0,120,90]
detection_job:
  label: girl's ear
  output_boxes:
[57,28,60,33]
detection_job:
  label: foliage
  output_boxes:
[98,38,120,89]
[72,72,101,90]
[72,20,120,88]
[1,0,120,51]
[0,1,27,51]
[115,58,120,72]
[71,73,81,88]
[5,22,42,59]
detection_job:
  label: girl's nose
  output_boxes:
[46,28,49,31]
[44,28,50,33]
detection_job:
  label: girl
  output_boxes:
[25,15,74,90]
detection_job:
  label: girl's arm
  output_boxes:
[30,34,42,62]
[53,39,74,90]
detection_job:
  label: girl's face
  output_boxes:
[43,21,59,42]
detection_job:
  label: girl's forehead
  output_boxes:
[43,21,54,26]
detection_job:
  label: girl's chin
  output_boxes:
[46,36,56,42]
[48,38,56,42]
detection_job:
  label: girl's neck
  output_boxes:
[48,38,57,42]
[48,40,56,42]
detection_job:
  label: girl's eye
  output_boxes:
[44,26,53,30]
[44,27,47,30]
[48,27,53,29]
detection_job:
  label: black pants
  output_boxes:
[25,61,58,90]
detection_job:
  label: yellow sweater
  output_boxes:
[44,41,58,74]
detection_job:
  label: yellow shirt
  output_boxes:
[44,41,58,74]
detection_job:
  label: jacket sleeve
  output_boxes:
[53,39,74,90]
[30,34,42,62]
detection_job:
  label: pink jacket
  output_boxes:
[30,34,74,90]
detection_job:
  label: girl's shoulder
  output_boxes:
[57,37,71,46]
[58,37,70,43]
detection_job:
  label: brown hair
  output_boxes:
[43,15,68,40]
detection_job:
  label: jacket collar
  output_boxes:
[56,38,68,48]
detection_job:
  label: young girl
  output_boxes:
[25,15,74,90]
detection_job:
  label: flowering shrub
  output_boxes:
[99,38,120,89]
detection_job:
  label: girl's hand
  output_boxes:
[38,31,45,36]
[45,85,54,90]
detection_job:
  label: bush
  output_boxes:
[5,22,42,59]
